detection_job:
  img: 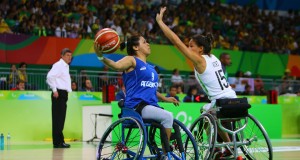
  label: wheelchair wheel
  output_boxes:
[189,113,217,160]
[148,119,199,160]
[235,114,273,160]
[97,117,146,160]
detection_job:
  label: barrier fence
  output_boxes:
[0,67,299,95]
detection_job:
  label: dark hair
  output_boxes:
[71,81,77,85]
[71,81,78,91]
[169,85,177,91]
[17,80,25,85]
[172,68,178,74]
[220,52,229,59]
[192,33,214,55]
[120,34,141,56]
[187,86,198,97]
[19,62,27,68]
[61,48,72,56]
[244,84,251,90]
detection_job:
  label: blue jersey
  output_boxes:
[123,57,159,109]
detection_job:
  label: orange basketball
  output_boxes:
[94,28,120,53]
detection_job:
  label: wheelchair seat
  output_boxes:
[216,97,251,118]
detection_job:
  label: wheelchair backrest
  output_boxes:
[216,98,251,118]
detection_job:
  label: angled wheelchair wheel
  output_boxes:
[189,113,217,160]
[148,119,199,160]
[235,114,273,160]
[97,117,146,160]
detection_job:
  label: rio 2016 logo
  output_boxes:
[175,111,195,130]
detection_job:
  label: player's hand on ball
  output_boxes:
[94,42,103,57]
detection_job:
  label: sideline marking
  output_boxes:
[273,146,300,152]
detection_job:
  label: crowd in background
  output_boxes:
[0,0,299,54]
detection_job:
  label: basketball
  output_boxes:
[94,28,120,53]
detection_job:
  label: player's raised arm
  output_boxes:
[156,7,204,67]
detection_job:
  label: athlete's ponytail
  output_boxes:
[120,34,141,56]
[192,33,214,55]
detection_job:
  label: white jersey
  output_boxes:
[195,54,236,101]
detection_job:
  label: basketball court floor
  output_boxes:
[0,139,299,160]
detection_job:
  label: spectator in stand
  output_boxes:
[0,15,12,33]
[69,26,80,39]
[165,85,180,101]
[17,62,37,90]
[8,64,18,89]
[256,87,266,95]
[176,85,184,94]
[91,18,102,35]
[280,77,293,95]
[69,17,80,30]
[11,80,25,91]
[282,69,295,80]
[241,84,252,95]
[171,68,184,89]
[81,79,94,92]
[17,62,28,85]
[183,86,198,102]
[34,19,47,36]
[119,20,132,42]
[219,52,232,79]
[71,81,78,91]
[55,22,67,38]
[244,71,252,78]
[111,18,123,36]
[235,70,244,78]
[81,17,92,39]
[79,69,89,90]
[254,74,265,95]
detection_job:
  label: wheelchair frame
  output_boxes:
[190,98,273,160]
[97,107,199,160]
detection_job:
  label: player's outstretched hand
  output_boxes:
[165,97,180,107]
[156,7,167,23]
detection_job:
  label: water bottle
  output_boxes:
[0,133,4,150]
[7,133,11,150]
[191,95,194,102]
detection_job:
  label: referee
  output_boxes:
[47,48,72,148]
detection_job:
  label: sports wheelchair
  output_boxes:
[189,98,273,160]
[97,100,199,160]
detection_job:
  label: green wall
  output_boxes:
[211,49,288,78]
[0,91,291,142]
[0,91,104,141]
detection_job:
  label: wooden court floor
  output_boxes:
[0,139,300,160]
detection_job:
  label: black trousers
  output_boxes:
[51,89,68,145]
